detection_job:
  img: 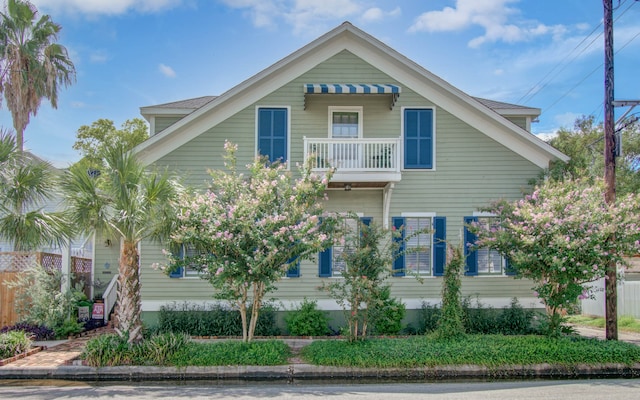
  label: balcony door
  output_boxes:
[329,106,362,169]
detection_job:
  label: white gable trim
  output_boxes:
[134,22,568,168]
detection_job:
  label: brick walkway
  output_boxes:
[1,326,114,368]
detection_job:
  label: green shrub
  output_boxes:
[497,298,535,335]
[0,330,32,359]
[54,318,85,339]
[301,335,640,368]
[285,298,330,336]
[462,296,500,334]
[371,287,406,335]
[134,332,191,365]
[82,334,133,367]
[158,302,279,337]
[168,340,290,367]
[417,302,441,334]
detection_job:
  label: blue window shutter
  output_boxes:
[258,108,287,163]
[404,109,433,169]
[318,247,332,277]
[463,217,478,276]
[505,258,517,276]
[169,245,184,278]
[360,217,372,226]
[286,257,300,278]
[392,217,405,277]
[433,216,446,276]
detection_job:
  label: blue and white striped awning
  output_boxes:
[304,83,401,94]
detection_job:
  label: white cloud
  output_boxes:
[31,0,184,15]
[220,0,366,35]
[361,6,400,23]
[89,50,109,63]
[408,0,566,48]
[159,63,177,78]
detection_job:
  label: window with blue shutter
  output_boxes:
[463,216,478,276]
[318,216,370,277]
[392,217,405,277]
[404,108,433,169]
[257,107,288,163]
[392,216,443,276]
[464,216,514,276]
[286,257,300,278]
[433,217,446,276]
[169,245,185,278]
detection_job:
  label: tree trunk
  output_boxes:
[247,282,264,342]
[115,240,144,344]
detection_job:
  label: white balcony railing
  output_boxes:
[304,137,401,173]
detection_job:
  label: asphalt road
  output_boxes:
[0,379,639,399]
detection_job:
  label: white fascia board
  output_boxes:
[135,34,348,166]
[341,37,568,167]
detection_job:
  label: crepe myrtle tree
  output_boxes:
[159,141,336,342]
[469,178,640,336]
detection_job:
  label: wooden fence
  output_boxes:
[0,251,93,327]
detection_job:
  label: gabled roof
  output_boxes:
[139,96,217,122]
[134,21,568,168]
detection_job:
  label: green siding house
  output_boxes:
[96,22,568,319]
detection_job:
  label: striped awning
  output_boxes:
[304,83,401,94]
[304,84,401,109]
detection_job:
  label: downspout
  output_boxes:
[383,183,394,229]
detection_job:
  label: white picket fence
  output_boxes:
[581,277,640,318]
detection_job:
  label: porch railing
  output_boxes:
[102,273,119,324]
[304,137,401,172]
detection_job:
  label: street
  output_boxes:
[0,379,639,399]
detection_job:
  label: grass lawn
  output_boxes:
[300,334,640,368]
[566,315,640,333]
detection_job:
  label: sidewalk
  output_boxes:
[1,326,639,381]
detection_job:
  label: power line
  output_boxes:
[539,8,640,118]
[518,0,637,106]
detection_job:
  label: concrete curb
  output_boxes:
[1,363,639,382]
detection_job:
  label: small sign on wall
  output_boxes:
[92,302,105,320]
[78,306,90,321]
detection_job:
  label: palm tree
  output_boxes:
[0,128,71,251]
[62,143,181,343]
[0,0,76,152]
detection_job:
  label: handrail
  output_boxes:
[102,273,119,324]
[304,137,401,172]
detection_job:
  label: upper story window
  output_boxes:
[403,108,434,169]
[329,106,362,139]
[257,107,289,164]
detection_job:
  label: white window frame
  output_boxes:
[472,211,506,276]
[328,106,363,138]
[329,212,363,278]
[401,212,436,276]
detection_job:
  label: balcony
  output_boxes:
[303,137,402,184]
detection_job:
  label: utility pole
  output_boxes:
[603,0,617,341]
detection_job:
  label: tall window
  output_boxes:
[169,244,203,278]
[392,215,446,277]
[463,215,515,276]
[257,107,288,163]
[319,216,371,277]
[403,108,434,169]
[475,217,504,274]
[404,217,432,275]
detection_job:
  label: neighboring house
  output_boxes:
[94,22,568,322]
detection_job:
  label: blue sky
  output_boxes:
[1,0,639,167]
